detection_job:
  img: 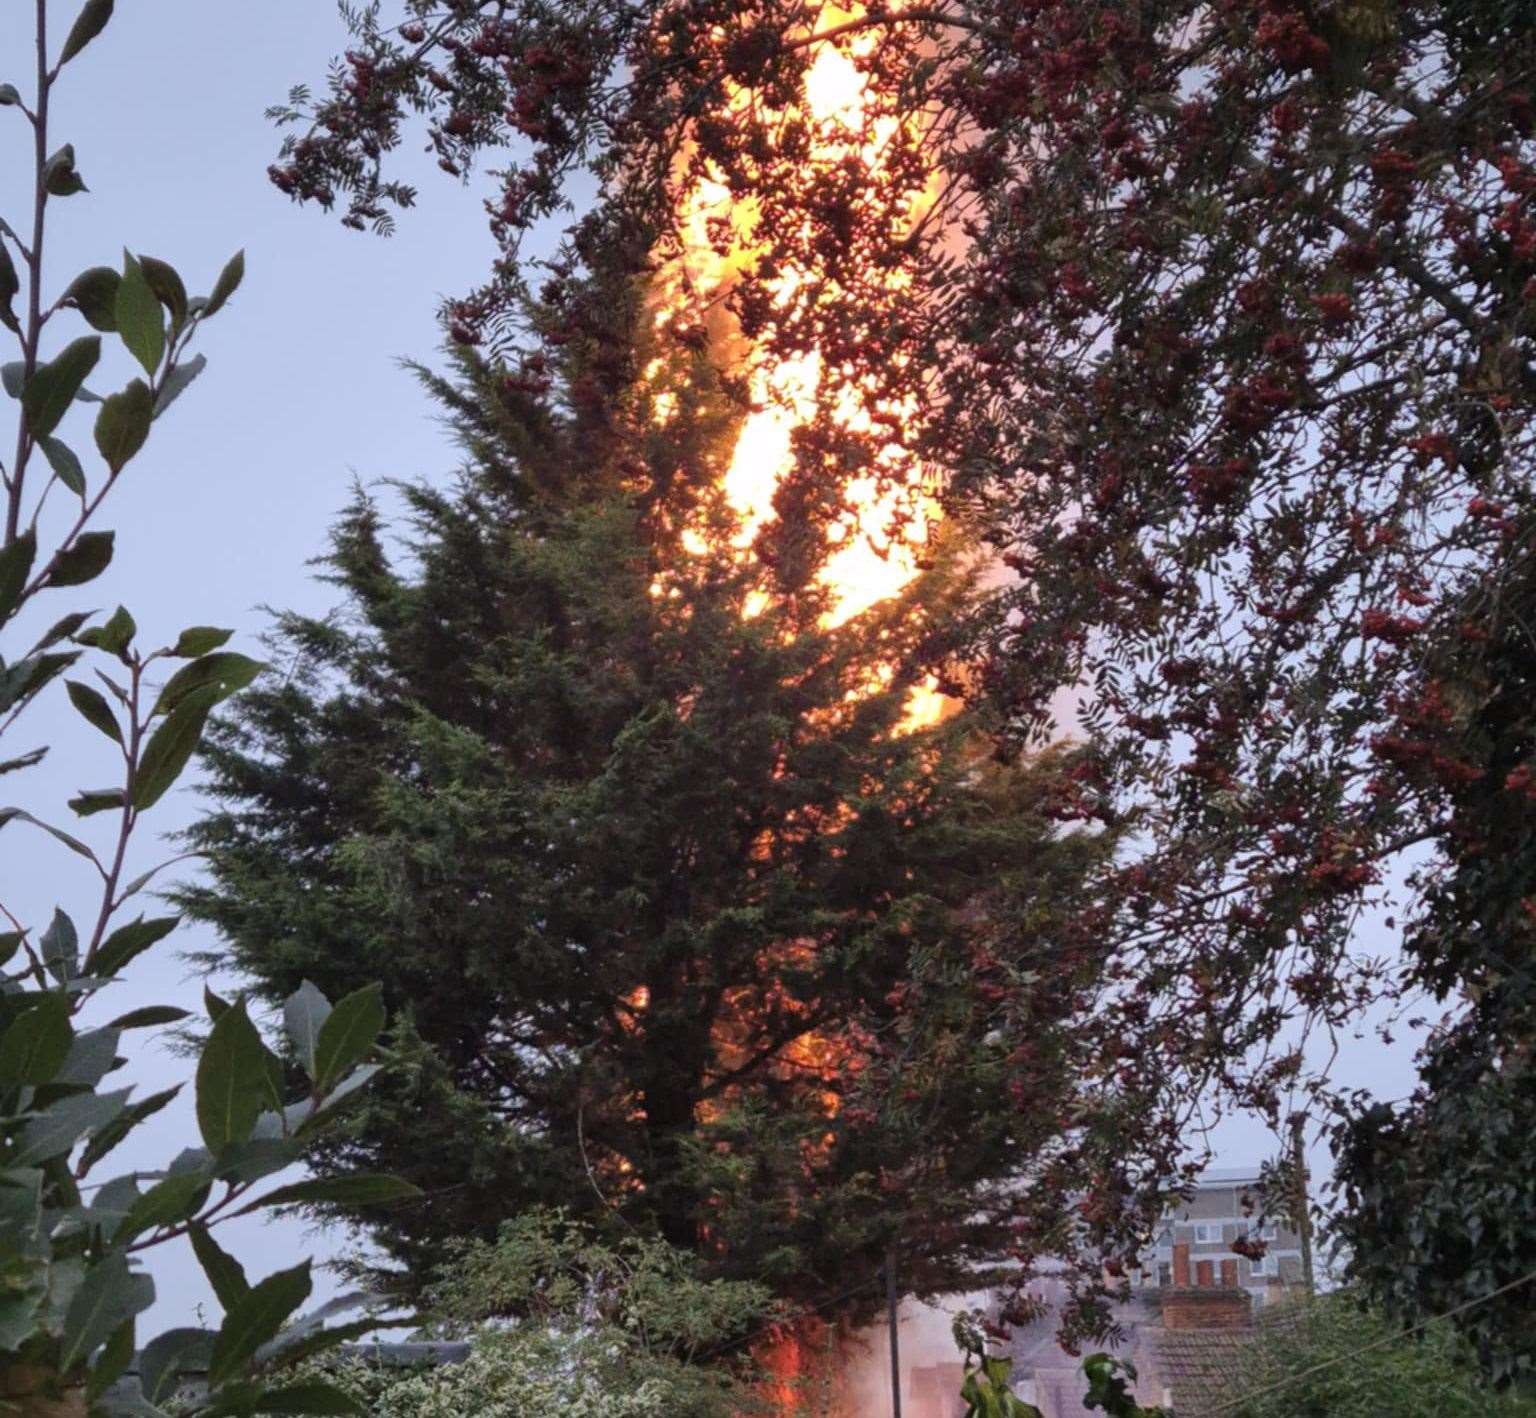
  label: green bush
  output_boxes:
[1228,1294,1536,1418]
[301,1211,773,1417]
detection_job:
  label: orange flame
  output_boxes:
[654,4,946,729]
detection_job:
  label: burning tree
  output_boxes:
[182,242,1175,1336]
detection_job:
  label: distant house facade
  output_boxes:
[1134,1165,1306,1304]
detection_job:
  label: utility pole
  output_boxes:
[886,1244,902,1418]
[1290,1113,1316,1294]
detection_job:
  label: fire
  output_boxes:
[654,3,946,728]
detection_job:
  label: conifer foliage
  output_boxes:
[183,273,1169,1334]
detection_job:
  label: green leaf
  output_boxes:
[94,378,153,472]
[49,529,115,587]
[0,362,23,398]
[140,1327,214,1405]
[205,984,232,1022]
[78,1083,180,1172]
[115,254,164,376]
[203,250,245,318]
[77,603,135,657]
[282,982,331,1080]
[59,1254,153,1373]
[0,528,37,623]
[62,265,120,331]
[255,1381,366,1415]
[56,1025,121,1086]
[13,1087,128,1165]
[131,690,217,810]
[39,434,86,495]
[154,351,206,418]
[92,915,179,979]
[22,334,101,438]
[0,931,22,967]
[87,1313,137,1402]
[232,1175,419,1220]
[208,1261,311,1388]
[0,747,48,775]
[188,1221,249,1313]
[155,651,266,716]
[66,679,122,744]
[58,0,114,65]
[196,998,268,1153]
[41,907,79,983]
[311,985,384,1094]
[115,1171,211,1244]
[69,787,124,817]
[43,143,86,196]
[138,254,188,334]
[0,240,17,334]
[172,625,234,657]
[0,807,97,862]
[0,994,73,1086]
[109,1005,190,1030]
[0,85,18,107]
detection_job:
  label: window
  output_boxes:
[1192,1222,1224,1244]
[1255,1253,1280,1277]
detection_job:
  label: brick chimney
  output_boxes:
[1194,1259,1215,1288]
[1172,1242,1191,1289]
[1220,1259,1238,1289]
[1160,1283,1253,1332]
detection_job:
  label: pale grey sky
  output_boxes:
[1,0,1421,1339]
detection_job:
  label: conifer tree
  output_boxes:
[180,266,1168,1332]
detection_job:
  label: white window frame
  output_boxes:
[1256,1253,1280,1277]
[1192,1222,1224,1244]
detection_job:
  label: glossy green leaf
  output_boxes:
[0,528,37,624]
[22,334,100,438]
[115,1171,211,1244]
[203,249,245,318]
[195,998,268,1153]
[91,915,179,978]
[0,240,17,334]
[86,1313,136,1402]
[172,625,234,657]
[154,651,265,716]
[0,994,73,1085]
[66,679,122,743]
[140,1326,214,1405]
[311,984,384,1093]
[56,1026,120,1087]
[132,684,221,810]
[40,907,78,983]
[154,351,206,419]
[59,1254,153,1373]
[58,0,114,65]
[62,265,120,331]
[43,143,86,196]
[109,1006,190,1030]
[13,1087,128,1165]
[94,378,152,472]
[78,1083,180,1172]
[115,254,164,376]
[68,787,124,817]
[282,981,331,1080]
[138,254,187,334]
[77,603,135,657]
[232,1174,419,1220]
[208,1261,311,1388]
[0,807,96,862]
[188,1222,249,1313]
[49,529,115,587]
[39,434,86,495]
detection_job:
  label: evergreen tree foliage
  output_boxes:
[179,272,1152,1328]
